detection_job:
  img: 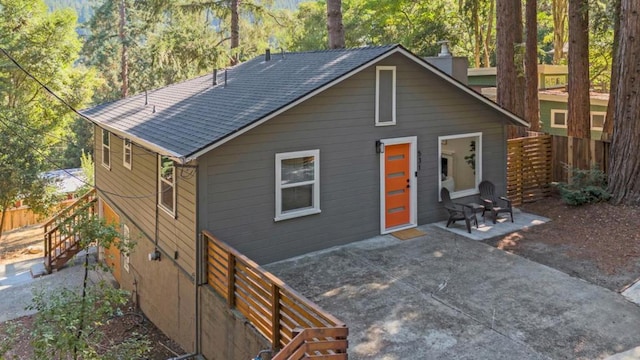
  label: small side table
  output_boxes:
[467,202,485,223]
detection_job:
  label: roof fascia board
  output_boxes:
[396,47,529,128]
[185,46,402,161]
[539,92,608,107]
[92,121,186,164]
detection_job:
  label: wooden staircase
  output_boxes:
[43,189,97,273]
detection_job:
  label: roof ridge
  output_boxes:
[279,44,398,56]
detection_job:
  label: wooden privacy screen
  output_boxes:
[203,230,348,359]
[507,134,553,206]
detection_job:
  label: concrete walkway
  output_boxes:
[266,224,640,359]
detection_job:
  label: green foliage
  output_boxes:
[557,166,611,206]
[283,0,457,56]
[0,321,22,359]
[27,284,151,360]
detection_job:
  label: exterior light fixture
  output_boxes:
[148,249,161,261]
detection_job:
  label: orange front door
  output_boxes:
[102,201,122,283]
[384,143,411,229]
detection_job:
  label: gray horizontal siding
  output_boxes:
[95,128,197,275]
[199,53,509,264]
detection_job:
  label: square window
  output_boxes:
[102,129,111,169]
[591,112,605,130]
[123,139,132,170]
[551,110,567,128]
[439,133,482,199]
[275,150,320,221]
[375,66,396,126]
[158,156,176,216]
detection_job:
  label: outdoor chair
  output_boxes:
[440,187,478,233]
[479,180,513,224]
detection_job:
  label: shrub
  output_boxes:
[557,166,611,206]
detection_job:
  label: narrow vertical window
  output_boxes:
[102,129,111,169]
[275,150,320,221]
[122,224,130,273]
[123,139,132,170]
[159,156,176,216]
[375,66,396,126]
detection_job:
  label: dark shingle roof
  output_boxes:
[82,45,399,159]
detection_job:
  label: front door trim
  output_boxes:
[379,136,417,234]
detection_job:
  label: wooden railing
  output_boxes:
[203,231,348,357]
[272,328,349,360]
[44,189,97,272]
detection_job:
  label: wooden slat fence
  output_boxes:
[506,134,553,206]
[1,198,78,233]
[204,230,348,358]
[550,135,610,183]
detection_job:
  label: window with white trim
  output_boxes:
[123,138,132,170]
[375,66,396,126]
[550,109,568,128]
[590,112,606,130]
[159,156,176,216]
[102,129,111,169]
[275,150,320,221]
[122,224,130,273]
[438,133,482,199]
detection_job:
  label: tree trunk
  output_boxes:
[497,0,525,138]
[552,0,568,64]
[326,0,345,49]
[230,0,239,65]
[608,0,640,205]
[601,0,621,141]
[119,0,128,98]
[483,0,495,67]
[513,0,525,119]
[524,0,540,131]
[473,4,481,68]
[567,0,590,140]
[0,201,8,243]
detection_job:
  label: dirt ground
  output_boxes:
[483,195,640,292]
[0,225,185,359]
[0,224,44,264]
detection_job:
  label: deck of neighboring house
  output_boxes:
[264,222,640,359]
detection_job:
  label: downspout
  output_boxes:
[194,163,202,356]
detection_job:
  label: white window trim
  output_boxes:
[158,155,176,217]
[122,224,130,273]
[550,109,568,128]
[378,136,418,234]
[438,132,482,200]
[123,138,132,170]
[101,129,111,170]
[375,66,396,126]
[590,111,606,130]
[274,149,321,221]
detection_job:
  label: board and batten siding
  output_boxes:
[94,128,197,276]
[198,53,510,264]
[540,100,607,139]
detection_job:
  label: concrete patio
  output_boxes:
[265,221,640,359]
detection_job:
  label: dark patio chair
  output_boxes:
[479,180,513,224]
[440,187,478,233]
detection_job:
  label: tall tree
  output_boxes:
[608,0,640,205]
[524,0,540,131]
[119,0,129,97]
[326,0,345,48]
[459,0,496,67]
[230,0,240,64]
[601,0,620,141]
[567,0,590,141]
[496,0,525,137]
[552,0,568,63]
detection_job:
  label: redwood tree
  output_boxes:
[326,0,345,49]
[524,0,540,131]
[567,0,590,140]
[496,0,525,138]
[608,0,640,205]
[552,0,568,64]
[601,0,621,141]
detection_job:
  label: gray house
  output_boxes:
[83,44,527,357]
